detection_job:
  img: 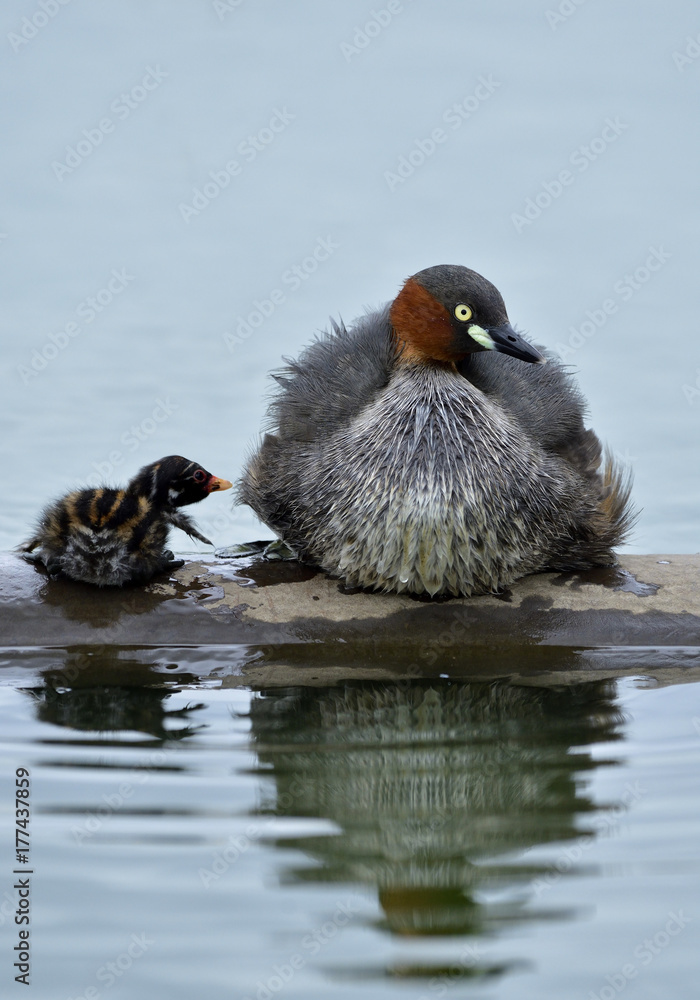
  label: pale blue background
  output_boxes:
[1,0,698,553]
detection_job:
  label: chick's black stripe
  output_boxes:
[74,490,97,526]
[126,507,158,553]
[105,492,140,529]
[57,501,71,541]
[96,489,119,521]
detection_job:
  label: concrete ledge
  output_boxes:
[1,551,699,688]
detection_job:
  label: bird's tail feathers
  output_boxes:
[598,448,637,548]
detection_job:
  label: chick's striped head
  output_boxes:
[134,456,233,508]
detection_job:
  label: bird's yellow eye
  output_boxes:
[454,304,473,322]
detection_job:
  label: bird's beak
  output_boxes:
[467,323,546,365]
[207,476,233,492]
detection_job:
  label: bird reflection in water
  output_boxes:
[26,674,205,741]
[248,679,623,979]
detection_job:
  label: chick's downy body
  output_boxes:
[22,456,232,586]
[238,265,634,597]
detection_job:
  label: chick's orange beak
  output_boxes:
[207,476,233,493]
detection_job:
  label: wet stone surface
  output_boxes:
[1,551,699,689]
[550,564,660,596]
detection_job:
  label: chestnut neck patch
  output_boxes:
[389,277,457,363]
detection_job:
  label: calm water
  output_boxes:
[1,3,699,997]
[0,673,698,999]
